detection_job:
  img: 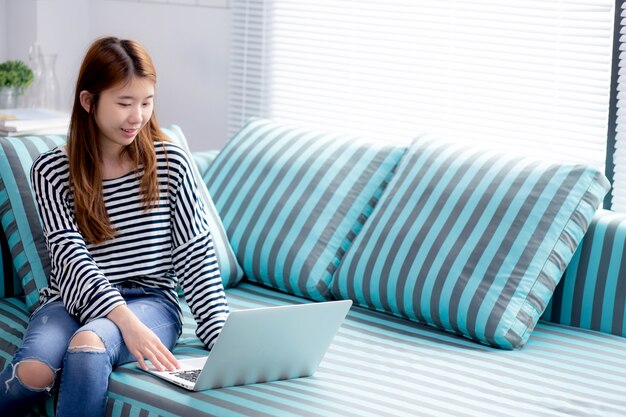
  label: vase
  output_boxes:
[41,54,60,110]
[26,42,44,108]
[0,87,19,109]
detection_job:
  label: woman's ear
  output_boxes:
[79,91,93,113]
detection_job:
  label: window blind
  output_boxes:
[611,1,626,211]
[229,0,613,168]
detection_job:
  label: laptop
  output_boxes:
[140,299,352,391]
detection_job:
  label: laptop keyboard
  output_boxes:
[171,369,201,383]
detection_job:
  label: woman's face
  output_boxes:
[93,76,155,154]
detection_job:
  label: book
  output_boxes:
[0,126,68,137]
[0,108,70,133]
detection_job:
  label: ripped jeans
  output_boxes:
[0,286,182,417]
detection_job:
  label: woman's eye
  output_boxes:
[142,102,152,107]
[118,103,131,107]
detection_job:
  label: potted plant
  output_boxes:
[0,60,34,108]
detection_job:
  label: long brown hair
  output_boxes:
[68,36,165,245]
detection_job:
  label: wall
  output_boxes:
[5,0,36,64]
[0,0,6,62]
[3,0,231,151]
[35,0,89,111]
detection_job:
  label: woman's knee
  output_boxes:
[68,330,106,352]
[15,360,56,390]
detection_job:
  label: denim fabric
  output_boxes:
[0,286,182,417]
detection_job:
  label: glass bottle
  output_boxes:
[26,42,44,108]
[41,53,60,110]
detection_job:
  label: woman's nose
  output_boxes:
[128,106,142,124]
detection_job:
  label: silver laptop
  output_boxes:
[140,299,352,391]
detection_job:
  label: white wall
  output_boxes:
[4,0,231,151]
[5,0,36,63]
[0,0,6,62]
[35,0,90,111]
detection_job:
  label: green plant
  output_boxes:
[0,60,34,90]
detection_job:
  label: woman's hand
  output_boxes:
[107,304,180,372]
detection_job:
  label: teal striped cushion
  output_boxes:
[544,209,626,336]
[0,227,21,298]
[0,127,241,312]
[0,135,66,312]
[106,282,626,417]
[205,118,405,300]
[0,296,29,372]
[332,135,610,349]
[192,150,220,185]
[161,126,243,288]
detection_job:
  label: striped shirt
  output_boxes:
[30,141,229,349]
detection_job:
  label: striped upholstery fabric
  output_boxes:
[105,282,626,417]
[0,228,21,298]
[544,209,626,336]
[192,150,220,184]
[332,135,610,349]
[205,118,405,300]
[163,126,243,288]
[0,296,28,372]
[0,135,66,311]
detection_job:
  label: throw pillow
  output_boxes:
[331,135,610,349]
[0,227,21,298]
[161,126,244,287]
[205,117,406,300]
[0,135,65,311]
[543,209,626,337]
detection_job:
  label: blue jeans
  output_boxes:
[0,286,182,417]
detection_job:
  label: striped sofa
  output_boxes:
[2,119,626,416]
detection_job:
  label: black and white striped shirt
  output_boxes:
[30,141,229,349]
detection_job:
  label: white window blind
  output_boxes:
[611,1,626,211]
[229,0,613,167]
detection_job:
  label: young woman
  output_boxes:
[0,37,229,416]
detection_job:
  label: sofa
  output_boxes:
[1,117,626,417]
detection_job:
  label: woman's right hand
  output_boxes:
[107,304,180,372]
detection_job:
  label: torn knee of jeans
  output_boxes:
[7,360,58,393]
[68,330,106,353]
[67,344,106,353]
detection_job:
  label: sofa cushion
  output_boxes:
[0,135,66,311]
[332,135,610,349]
[544,209,626,336]
[161,126,244,288]
[204,118,405,300]
[192,149,220,184]
[0,127,240,312]
[104,282,626,417]
[0,296,29,372]
[0,228,21,298]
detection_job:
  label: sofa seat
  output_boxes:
[105,282,626,417]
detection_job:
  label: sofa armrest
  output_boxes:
[543,209,626,337]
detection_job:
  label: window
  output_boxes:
[609,0,626,211]
[230,1,614,172]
